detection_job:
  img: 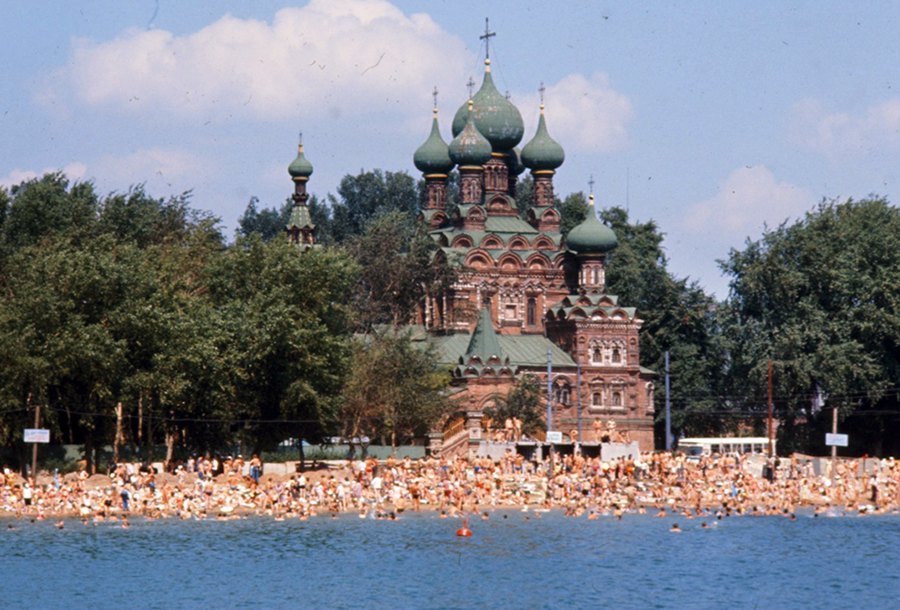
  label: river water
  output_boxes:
[3,510,899,609]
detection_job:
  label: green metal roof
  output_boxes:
[566,200,618,254]
[553,294,621,307]
[546,303,636,321]
[465,309,506,363]
[286,204,314,231]
[451,64,525,152]
[521,110,565,171]
[456,204,484,218]
[414,112,454,174]
[434,228,564,249]
[287,144,313,178]
[436,331,576,369]
[484,216,539,234]
[420,209,446,223]
[449,103,492,166]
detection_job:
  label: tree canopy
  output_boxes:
[0,173,360,470]
[600,207,725,442]
[719,197,900,455]
[7,165,900,463]
[340,328,452,449]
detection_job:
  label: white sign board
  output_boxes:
[546,431,563,443]
[24,428,50,443]
[825,433,848,447]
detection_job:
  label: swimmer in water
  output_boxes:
[669,523,682,532]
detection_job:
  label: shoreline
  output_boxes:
[4,452,896,523]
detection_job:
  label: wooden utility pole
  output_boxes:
[831,406,838,487]
[31,403,41,484]
[665,351,671,451]
[767,359,774,457]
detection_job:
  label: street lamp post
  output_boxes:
[546,349,553,437]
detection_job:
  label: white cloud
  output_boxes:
[790,97,900,157]
[94,148,205,190]
[40,0,471,122]
[683,166,816,235]
[518,72,634,153]
[0,162,88,190]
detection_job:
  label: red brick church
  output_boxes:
[284,44,657,455]
[410,52,656,454]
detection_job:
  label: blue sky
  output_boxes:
[4,1,900,298]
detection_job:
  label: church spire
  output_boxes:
[465,308,506,365]
[286,134,316,248]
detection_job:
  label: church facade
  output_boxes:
[411,55,656,454]
[284,51,657,454]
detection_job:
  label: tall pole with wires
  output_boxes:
[665,351,671,451]
[768,358,774,457]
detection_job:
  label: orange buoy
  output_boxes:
[456,517,473,537]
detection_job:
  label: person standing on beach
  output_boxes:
[249,455,261,486]
[22,482,33,511]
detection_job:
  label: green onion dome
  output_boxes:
[414,109,454,175]
[288,142,313,178]
[521,105,565,171]
[452,59,525,153]
[567,195,618,254]
[449,101,493,166]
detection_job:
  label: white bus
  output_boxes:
[677,437,775,458]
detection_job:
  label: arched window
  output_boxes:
[482,293,492,309]
[612,392,622,407]
[592,392,602,407]
[612,347,621,364]
[592,347,602,363]
[527,297,536,326]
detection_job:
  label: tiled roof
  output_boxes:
[435,331,576,369]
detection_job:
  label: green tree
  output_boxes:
[600,206,725,443]
[0,173,99,252]
[483,374,545,438]
[0,235,142,471]
[720,197,900,455]
[514,175,534,217]
[341,328,452,449]
[329,169,419,243]
[236,196,292,242]
[98,187,221,247]
[206,236,358,454]
[557,191,588,237]
[347,211,455,329]
[0,172,227,471]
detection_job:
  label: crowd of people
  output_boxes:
[2,448,899,525]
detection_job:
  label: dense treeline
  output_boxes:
[3,169,900,469]
[720,198,900,456]
[0,175,345,471]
